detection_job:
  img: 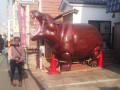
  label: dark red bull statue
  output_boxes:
[30,10,103,71]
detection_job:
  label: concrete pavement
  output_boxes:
[1,49,120,90]
[0,54,5,64]
[0,54,43,90]
[1,55,120,90]
[0,55,26,90]
[29,64,120,90]
[25,49,120,90]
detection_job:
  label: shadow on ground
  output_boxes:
[26,52,46,90]
[99,87,120,90]
[102,50,120,74]
[27,69,46,90]
[8,67,46,90]
[104,64,120,75]
[8,69,28,81]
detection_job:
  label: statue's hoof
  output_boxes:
[88,60,98,67]
[82,61,87,64]
[60,64,71,72]
[80,60,87,65]
[56,60,59,68]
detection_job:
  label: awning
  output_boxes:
[107,0,120,13]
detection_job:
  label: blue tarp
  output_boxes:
[107,0,120,13]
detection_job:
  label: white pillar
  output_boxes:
[8,19,11,43]
[8,19,11,62]
[39,0,42,12]
[39,40,45,69]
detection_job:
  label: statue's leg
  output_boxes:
[55,59,60,68]
[80,59,87,65]
[60,52,72,71]
[88,46,101,67]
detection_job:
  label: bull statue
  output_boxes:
[30,10,103,71]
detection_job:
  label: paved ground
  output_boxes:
[26,49,120,90]
[0,49,120,90]
[0,53,42,90]
[0,54,26,90]
[30,64,120,90]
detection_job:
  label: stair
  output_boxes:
[102,49,116,67]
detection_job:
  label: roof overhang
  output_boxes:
[59,0,72,11]
[106,0,120,13]
[59,0,107,12]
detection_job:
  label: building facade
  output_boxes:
[107,0,120,61]
[59,0,120,50]
[10,0,62,69]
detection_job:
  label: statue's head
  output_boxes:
[30,10,57,40]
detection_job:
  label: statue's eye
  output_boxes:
[49,23,54,27]
[48,23,55,30]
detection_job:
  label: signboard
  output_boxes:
[20,0,34,4]
[17,5,26,47]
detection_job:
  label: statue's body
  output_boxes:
[30,11,103,71]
